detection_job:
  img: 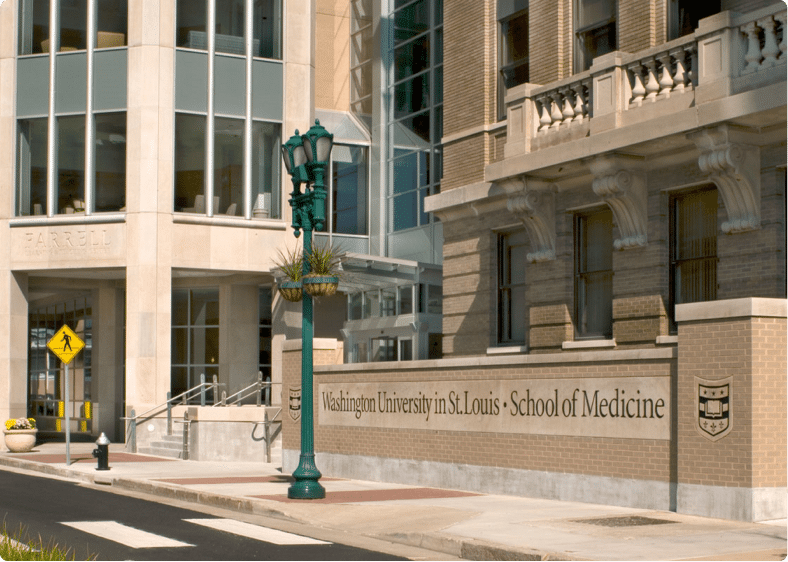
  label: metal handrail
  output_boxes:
[213,371,280,407]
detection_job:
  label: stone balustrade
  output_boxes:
[503,5,786,159]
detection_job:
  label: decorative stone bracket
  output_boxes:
[506,180,557,262]
[690,126,761,233]
[589,157,648,250]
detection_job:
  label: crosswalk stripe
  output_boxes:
[184,518,330,546]
[61,521,193,549]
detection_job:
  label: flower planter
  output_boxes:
[302,275,339,297]
[3,429,37,453]
[278,281,303,302]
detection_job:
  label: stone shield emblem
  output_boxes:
[289,386,302,422]
[695,376,732,441]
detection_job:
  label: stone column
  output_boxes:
[124,0,175,415]
[0,272,29,424]
[92,283,124,440]
[223,283,260,395]
[676,298,787,522]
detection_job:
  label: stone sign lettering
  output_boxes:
[319,377,670,440]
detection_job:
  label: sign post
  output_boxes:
[47,325,85,466]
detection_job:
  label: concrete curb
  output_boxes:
[0,454,574,561]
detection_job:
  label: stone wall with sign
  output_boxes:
[282,298,787,522]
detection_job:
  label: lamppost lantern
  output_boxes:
[281,129,307,175]
[278,120,335,500]
[301,119,334,165]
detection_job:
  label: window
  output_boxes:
[18,0,128,55]
[171,289,220,398]
[177,0,281,58]
[498,9,529,120]
[418,283,442,314]
[669,0,720,40]
[574,0,616,73]
[371,336,397,362]
[575,209,613,339]
[670,188,718,331]
[398,285,413,315]
[387,0,443,232]
[330,145,368,235]
[17,112,127,216]
[174,115,280,217]
[498,230,527,345]
[259,287,272,405]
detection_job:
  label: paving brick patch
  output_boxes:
[254,487,480,504]
[156,475,342,485]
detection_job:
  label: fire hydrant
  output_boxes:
[92,432,110,471]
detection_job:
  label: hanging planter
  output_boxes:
[302,275,339,297]
[278,280,303,302]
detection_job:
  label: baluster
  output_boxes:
[560,88,575,124]
[670,48,688,92]
[742,21,763,74]
[629,63,646,105]
[657,54,675,95]
[775,12,786,61]
[572,83,586,122]
[549,93,563,129]
[759,16,780,67]
[538,96,552,131]
[689,46,698,86]
[644,59,660,100]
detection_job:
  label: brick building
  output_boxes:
[280,0,787,523]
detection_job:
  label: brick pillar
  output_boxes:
[676,298,787,521]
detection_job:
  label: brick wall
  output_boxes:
[283,352,674,482]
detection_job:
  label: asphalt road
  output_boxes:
[0,470,405,561]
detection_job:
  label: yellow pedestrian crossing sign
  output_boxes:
[47,325,85,365]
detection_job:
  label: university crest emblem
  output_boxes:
[695,376,732,441]
[289,386,302,421]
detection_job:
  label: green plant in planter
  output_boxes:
[303,242,341,297]
[305,241,341,277]
[274,245,304,302]
[273,245,304,282]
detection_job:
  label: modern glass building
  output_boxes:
[0,0,445,443]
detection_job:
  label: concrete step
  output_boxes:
[160,433,184,444]
[138,445,183,459]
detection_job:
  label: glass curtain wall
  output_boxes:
[387,0,443,232]
[350,0,373,119]
[175,0,282,218]
[330,144,368,235]
[16,0,127,216]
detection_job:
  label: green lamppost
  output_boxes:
[280,119,333,500]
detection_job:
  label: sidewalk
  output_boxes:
[0,442,785,561]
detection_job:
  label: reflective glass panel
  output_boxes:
[177,0,208,49]
[252,121,280,218]
[254,0,282,58]
[214,117,244,215]
[60,0,87,51]
[215,0,245,54]
[57,115,85,214]
[94,112,126,212]
[16,118,48,216]
[331,145,367,235]
[97,0,128,48]
[174,113,206,212]
[18,0,50,55]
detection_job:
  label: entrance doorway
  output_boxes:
[28,296,93,434]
